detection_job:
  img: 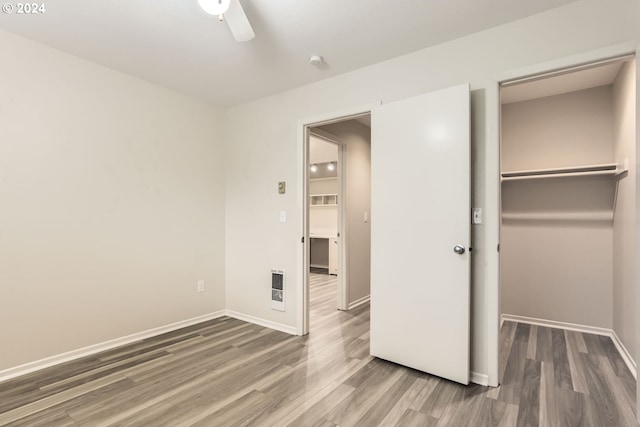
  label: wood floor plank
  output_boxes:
[497,340,527,405]
[496,401,519,427]
[396,409,439,427]
[514,322,530,343]
[597,354,638,426]
[580,352,622,426]
[538,360,558,427]
[419,378,466,419]
[551,328,573,390]
[379,377,430,427]
[326,365,405,426]
[191,390,276,427]
[554,387,587,427]
[515,358,540,427]
[438,386,491,427]
[4,408,77,427]
[286,383,355,427]
[526,325,538,360]
[408,377,439,411]
[564,330,590,394]
[0,374,127,426]
[498,321,517,382]
[535,325,553,363]
[354,370,417,426]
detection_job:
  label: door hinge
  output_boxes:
[301,236,305,243]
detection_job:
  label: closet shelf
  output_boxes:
[501,163,627,181]
[502,211,613,222]
[310,193,338,206]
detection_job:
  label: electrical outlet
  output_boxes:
[197,280,205,292]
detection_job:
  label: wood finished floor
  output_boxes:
[0,273,637,426]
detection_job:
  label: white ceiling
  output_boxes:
[501,61,626,104]
[0,0,579,107]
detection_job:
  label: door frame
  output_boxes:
[297,104,378,335]
[308,129,348,311]
[492,42,638,386]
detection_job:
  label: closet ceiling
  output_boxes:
[0,0,579,106]
[501,61,625,104]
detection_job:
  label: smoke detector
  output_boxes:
[309,55,324,66]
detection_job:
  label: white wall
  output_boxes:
[316,121,371,305]
[613,61,637,361]
[501,86,615,328]
[223,0,640,380]
[501,86,614,171]
[0,30,226,371]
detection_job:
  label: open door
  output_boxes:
[370,83,471,384]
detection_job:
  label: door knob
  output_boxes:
[453,245,466,255]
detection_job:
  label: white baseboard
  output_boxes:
[470,371,489,386]
[611,330,637,379]
[0,311,226,383]
[224,310,297,335]
[348,295,370,310]
[501,314,611,336]
[501,313,637,379]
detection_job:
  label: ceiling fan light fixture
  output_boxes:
[197,0,231,16]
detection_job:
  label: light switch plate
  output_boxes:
[472,208,482,224]
[279,211,287,222]
[278,181,286,194]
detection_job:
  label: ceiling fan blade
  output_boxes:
[225,0,255,42]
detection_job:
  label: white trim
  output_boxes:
[470,371,489,386]
[494,42,638,84]
[501,314,611,336]
[347,295,370,310]
[486,77,501,388]
[0,311,226,383]
[611,330,637,380]
[225,310,298,336]
[501,314,637,379]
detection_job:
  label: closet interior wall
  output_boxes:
[501,59,636,367]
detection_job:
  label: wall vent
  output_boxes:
[271,269,285,311]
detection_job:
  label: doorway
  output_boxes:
[303,115,372,333]
[498,55,637,387]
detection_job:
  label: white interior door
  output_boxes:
[370,83,471,384]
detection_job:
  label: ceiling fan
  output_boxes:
[197,0,255,42]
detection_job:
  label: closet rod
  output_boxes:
[501,163,618,179]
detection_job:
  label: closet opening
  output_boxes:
[498,55,637,415]
[302,115,371,335]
